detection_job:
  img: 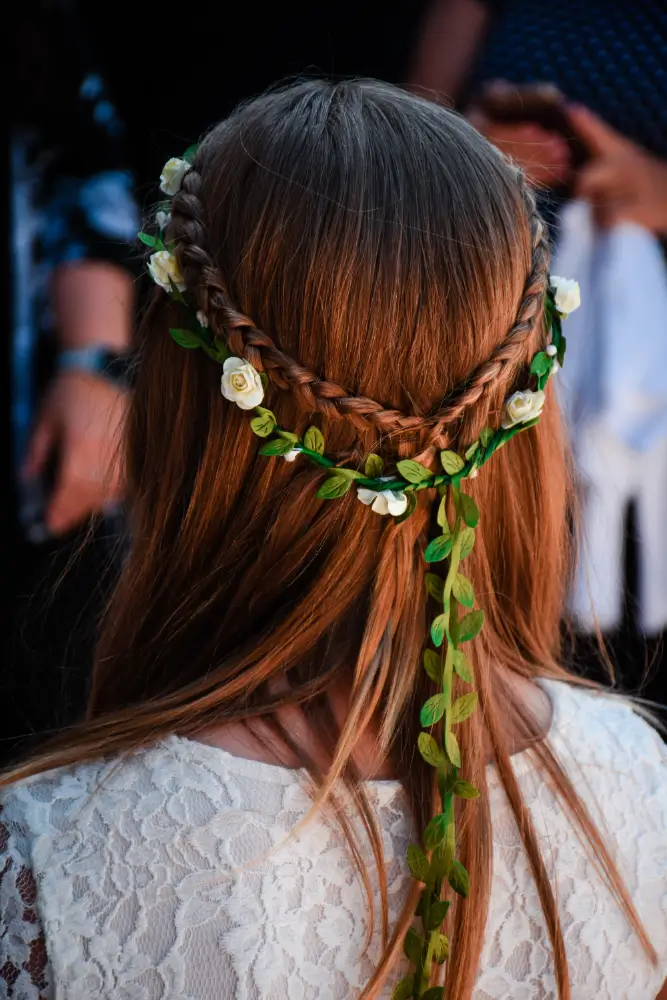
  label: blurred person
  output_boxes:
[409,0,667,718]
[5,1,137,763]
[1,79,666,1000]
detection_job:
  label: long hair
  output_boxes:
[2,79,654,997]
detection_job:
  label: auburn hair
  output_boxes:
[2,79,655,998]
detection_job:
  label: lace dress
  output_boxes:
[1,681,666,1000]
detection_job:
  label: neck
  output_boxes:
[195,669,552,780]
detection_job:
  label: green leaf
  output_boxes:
[425,573,445,602]
[277,430,300,444]
[417,732,445,768]
[403,928,425,968]
[452,650,474,684]
[394,491,417,524]
[424,534,453,563]
[479,427,493,448]
[406,844,430,883]
[423,813,448,850]
[459,527,475,560]
[448,859,470,898]
[415,888,429,918]
[182,143,198,163]
[433,933,450,963]
[249,407,277,438]
[258,437,296,457]
[334,467,364,481]
[557,333,567,367]
[445,730,461,767]
[169,327,201,349]
[420,694,447,727]
[260,372,269,390]
[397,459,432,484]
[465,440,479,461]
[422,988,444,1000]
[364,453,384,478]
[530,351,552,378]
[450,692,478,724]
[440,450,465,475]
[426,899,451,931]
[452,778,480,799]
[436,494,449,530]
[452,573,475,608]
[137,231,157,248]
[201,340,228,364]
[459,492,480,528]
[304,426,325,455]
[430,614,447,648]
[317,475,353,499]
[391,974,415,1000]
[458,609,485,644]
[423,649,442,683]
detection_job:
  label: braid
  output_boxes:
[168,168,548,440]
[424,182,549,443]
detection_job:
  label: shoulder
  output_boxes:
[544,678,667,778]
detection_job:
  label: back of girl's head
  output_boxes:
[96,78,568,721]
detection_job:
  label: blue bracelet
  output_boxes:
[56,346,132,386]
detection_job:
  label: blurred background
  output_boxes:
[5,0,667,765]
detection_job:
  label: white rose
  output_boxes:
[550,276,581,316]
[156,210,171,231]
[159,157,192,196]
[357,487,408,516]
[283,448,300,462]
[501,389,546,429]
[220,357,264,410]
[196,310,209,328]
[147,250,186,292]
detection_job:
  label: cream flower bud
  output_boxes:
[283,448,300,462]
[546,343,558,357]
[501,389,546,429]
[147,250,186,292]
[196,310,209,328]
[159,157,192,196]
[357,487,408,516]
[220,357,264,410]
[156,210,170,231]
[550,275,581,316]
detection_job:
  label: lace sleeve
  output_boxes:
[0,805,51,1000]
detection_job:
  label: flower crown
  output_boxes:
[140,152,580,999]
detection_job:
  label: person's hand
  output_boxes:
[569,104,667,232]
[468,109,572,188]
[23,371,127,536]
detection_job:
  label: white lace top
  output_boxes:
[1,681,666,1000]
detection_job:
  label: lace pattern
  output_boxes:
[1,681,666,1000]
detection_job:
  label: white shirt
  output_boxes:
[1,680,666,999]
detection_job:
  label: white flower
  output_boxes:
[546,343,558,357]
[196,310,209,328]
[147,250,186,292]
[468,468,479,479]
[357,487,408,516]
[283,448,300,462]
[552,360,561,373]
[156,210,170,230]
[159,157,192,196]
[220,357,264,410]
[550,276,581,316]
[501,389,546,429]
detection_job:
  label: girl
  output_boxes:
[1,79,665,1000]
